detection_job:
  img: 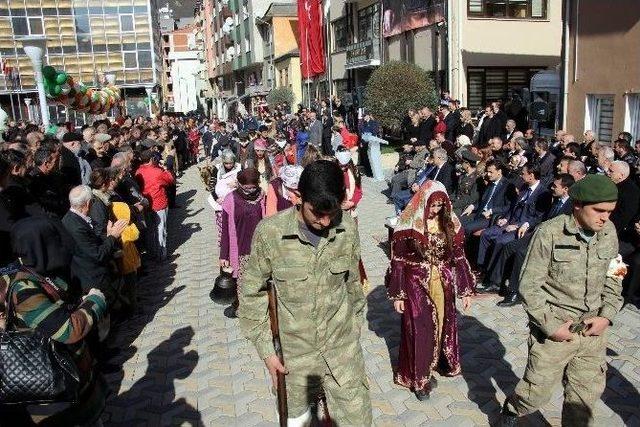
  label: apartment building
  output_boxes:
[256,2,301,107]
[0,0,163,124]
[448,0,562,113]
[327,0,446,108]
[563,0,640,142]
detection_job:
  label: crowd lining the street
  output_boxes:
[0,89,638,424]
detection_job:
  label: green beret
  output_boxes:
[568,175,618,203]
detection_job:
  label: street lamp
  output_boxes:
[23,98,32,122]
[17,35,49,128]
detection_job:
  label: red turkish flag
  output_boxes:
[298,0,326,79]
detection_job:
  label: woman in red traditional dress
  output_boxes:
[386,180,476,400]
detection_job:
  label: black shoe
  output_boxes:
[477,282,500,294]
[223,305,238,319]
[414,389,430,401]
[497,293,521,307]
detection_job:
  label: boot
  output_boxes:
[500,401,518,427]
[497,293,521,307]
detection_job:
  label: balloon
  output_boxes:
[42,65,57,81]
[55,72,68,84]
[52,85,62,96]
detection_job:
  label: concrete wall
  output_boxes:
[275,56,302,106]
[565,0,640,139]
[170,55,200,113]
[449,0,562,105]
[273,16,298,57]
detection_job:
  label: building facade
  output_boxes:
[564,0,640,143]
[257,2,301,107]
[448,0,562,113]
[0,0,163,124]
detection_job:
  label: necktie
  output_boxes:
[549,199,563,218]
[521,187,532,203]
[483,182,498,210]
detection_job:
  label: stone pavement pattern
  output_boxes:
[102,166,640,426]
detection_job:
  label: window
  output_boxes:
[585,95,615,143]
[333,18,347,51]
[77,34,92,52]
[28,17,43,35]
[12,17,29,35]
[75,15,90,34]
[123,51,138,69]
[468,0,547,19]
[624,94,640,142]
[138,50,152,68]
[120,14,134,32]
[357,3,380,42]
[466,67,543,112]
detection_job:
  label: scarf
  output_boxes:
[237,186,262,201]
[394,180,461,245]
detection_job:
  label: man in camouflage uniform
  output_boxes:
[502,174,624,426]
[239,160,372,426]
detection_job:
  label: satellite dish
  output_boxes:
[227,46,235,57]
[225,17,234,27]
[222,23,231,33]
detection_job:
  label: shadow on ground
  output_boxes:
[102,181,202,424]
[104,326,201,426]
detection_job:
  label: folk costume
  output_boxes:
[386,180,475,394]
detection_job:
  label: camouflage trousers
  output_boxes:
[286,360,372,426]
[505,331,608,426]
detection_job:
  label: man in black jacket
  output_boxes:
[59,132,83,193]
[418,107,436,145]
[62,185,127,298]
[608,160,640,254]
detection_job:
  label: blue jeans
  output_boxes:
[393,189,413,215]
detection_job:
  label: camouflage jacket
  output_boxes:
[519,214,623,337]
[238,207,366,385]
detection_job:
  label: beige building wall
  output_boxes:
[565,0,640,140]
[448,0,562,106]
[275,56,302,106]
[272,16,299,58]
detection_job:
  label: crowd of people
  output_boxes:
[386,100,640,307]
[0,89,638,425]
[0,114,202,424]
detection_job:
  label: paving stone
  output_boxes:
[101,166,639,427]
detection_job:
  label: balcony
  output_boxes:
[345,38,381,69]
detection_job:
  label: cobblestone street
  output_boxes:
[102,166,640,427]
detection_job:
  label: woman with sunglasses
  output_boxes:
[386,180,475,400]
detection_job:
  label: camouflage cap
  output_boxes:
[568,174,618,203]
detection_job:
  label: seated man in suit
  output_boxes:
[62,185,127,301]
[490,174,575,306]
[476,163,550,278]
[460,160,515,235]
[392,152,435,215]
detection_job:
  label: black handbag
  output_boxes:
[0,275,80,406]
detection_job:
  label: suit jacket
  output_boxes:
[418,116,436,144]
[474,178,515,218]
[62,210,119,292]
[431,162,456,194]
[407,148,430,183]
[538,152,556,182]
[611,178,640,238]
[443,113,458,142]
[308,119,323,147]
[543,197,573,222]
[59,146,82,193]
[505,182,551,228]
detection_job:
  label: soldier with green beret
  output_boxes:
[502,174,624,426]
[239,160,372,426]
